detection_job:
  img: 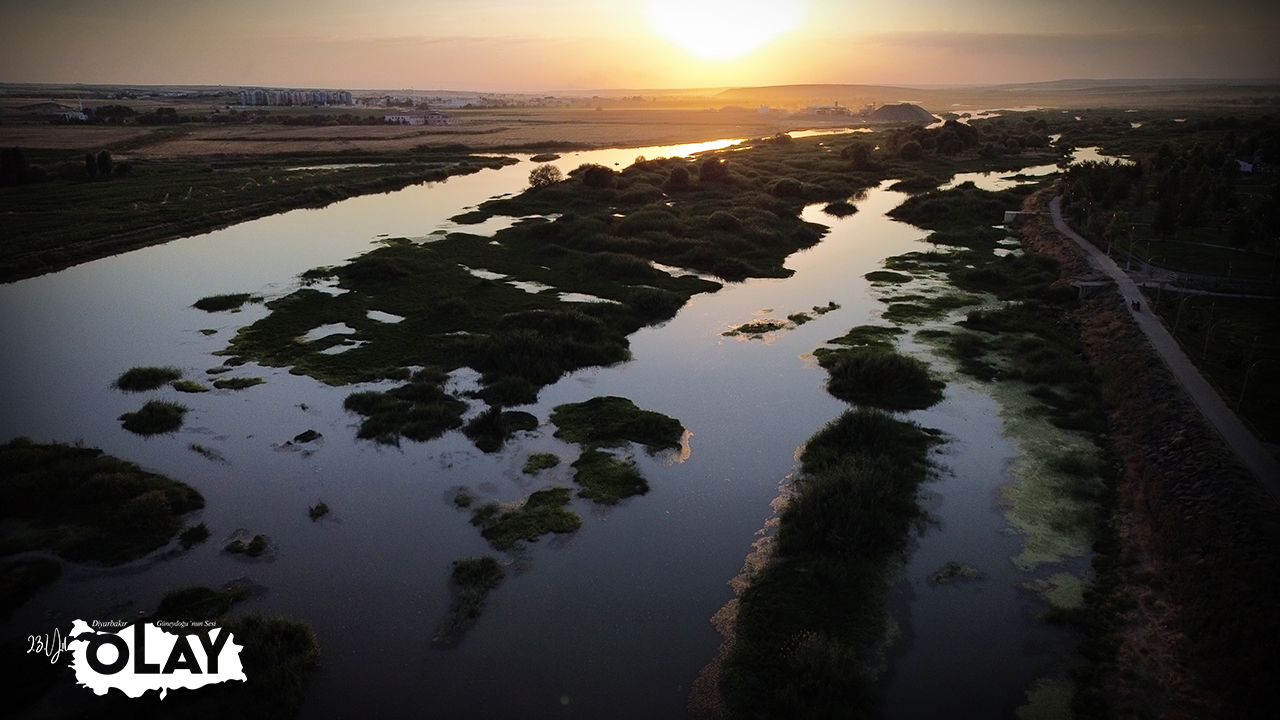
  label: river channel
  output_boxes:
[1,140,1092,718]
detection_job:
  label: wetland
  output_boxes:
[4,108,1275,719]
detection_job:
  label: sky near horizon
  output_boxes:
[2,0,1278,91]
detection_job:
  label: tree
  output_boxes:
[898,141,923,161]
[528,163,562,188]
[96,150,113,177]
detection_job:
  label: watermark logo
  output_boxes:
[66,619,246,699]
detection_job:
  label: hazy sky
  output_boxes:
[2,0,1277,90]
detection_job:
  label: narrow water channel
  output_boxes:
[1,141,1090,718]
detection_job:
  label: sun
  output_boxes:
[646,0,805,61]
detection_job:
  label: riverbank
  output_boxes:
[0,152,517,283]
[1018,194,1280,719]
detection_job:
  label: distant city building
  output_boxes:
[237,89,354,107]
[61,111,88,122]
[805,100,851,116]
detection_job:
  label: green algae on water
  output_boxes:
[171,379,209,393]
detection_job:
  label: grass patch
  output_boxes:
[307,502,330,521]
[213,376,265,390]
[225,534,269,557]
[153,582,252,622]
[469,488,582,550]
[550,396,684,452]
[723,409,939,718]
[814,345,944,411]
[451,555,504,616]
[825,325,905,350]
[881,292,983,324]
[453,490,474,508]
[864,270,912,283]
[822,200,858,217]
[194,293,257,312]
[463,408,539,453]
[0,437,204,564]
[113,365,182,392]
[434,555,507,647]
[523,452,561,474]
[724,318,789,337]
[571,450,648,504]
[171,379,209,393]
[178,522,211,549]
[342,371,468,445]
[119,399,188,435]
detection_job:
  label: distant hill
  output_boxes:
[868,103,937,124]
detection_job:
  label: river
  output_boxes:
[1,141,1094,718]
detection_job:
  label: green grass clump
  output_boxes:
[0,558,62,618]
[343,377,468,446]
[0,438,204,564]
[864,270,912,284]
[153,582,251,622]
[814,346,945,411]
[178,522,211,549]
[523,453,561,474]
[550,396,684,452]
[571,450,648,504]
[171,379,209,393]
[193,293,256,312]
[213,376,265,390]
[113,366,182,392]
[825,325,905,350]
[434,555,507,647]
[451,555,505,618]
[723,409,939,718]
[119,400,188,435]
[226,534,269,557]
[214,613,321,718]
[463,408,539,453]
[308,502,330,521]
[723,319,789,337]
[470,488,582,550]
[453,491,474,508]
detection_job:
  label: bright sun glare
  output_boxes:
[646,0,804,61]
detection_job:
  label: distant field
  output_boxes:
[0,108,859,160]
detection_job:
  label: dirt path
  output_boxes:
[1050,196,1280,497]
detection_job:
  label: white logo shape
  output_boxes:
[67,620,246,699]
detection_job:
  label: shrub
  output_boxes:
[528,163,562,188]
